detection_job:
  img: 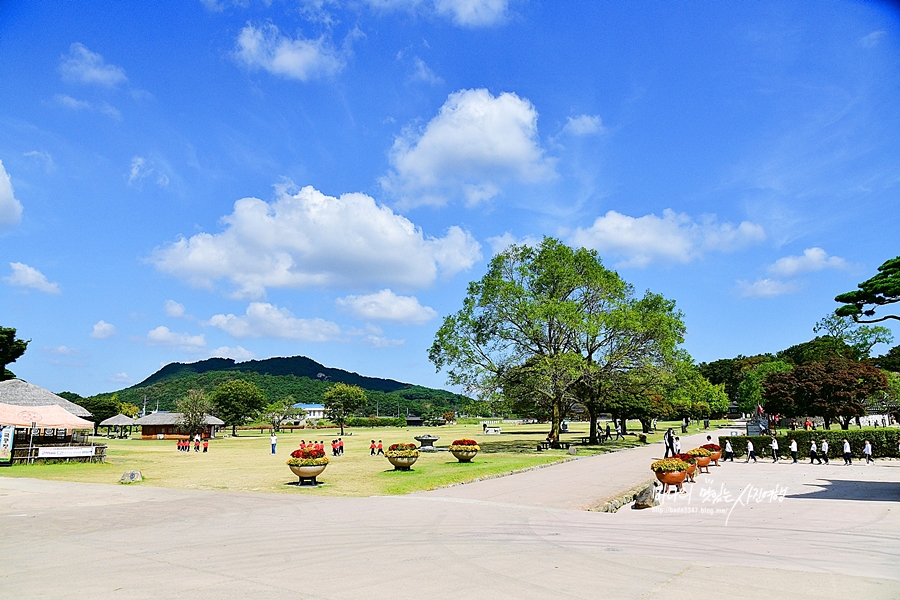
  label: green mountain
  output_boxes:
[97,355,468,417]
[134,355,410,393]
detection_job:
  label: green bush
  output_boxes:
[718,429,900,459]
[345,417,407,428]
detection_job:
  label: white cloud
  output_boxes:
[859,31,886,48]
[151,184,481,298]
[434,0,509,26]
[44,345,80,357]
[128,157,169,187]
[486,232,541,255]
[209,346,256,361]
[381,88,555,206]
[59,42,127,87]
[164,300,186,318]
[23,150,54,172]
[54,94,121,120]
[337,289,437,324]
[4,262,61,294]
[411,57,442,85]
[0,160,23,230]
[146,326,206,351]
[570,209,766,268]
[108,372,133,384]
[767,247,848,277]
[90,320,117,339]
[737,278,799,298]
[561,114,604,136]
[235,23,345,81]
[206,302,342,341]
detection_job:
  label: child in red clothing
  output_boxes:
[202,439,209,453]
[370,440,376,456]
[377,440,384,455]
[338,438,344,455]
[194,438,200,452]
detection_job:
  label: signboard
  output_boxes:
[0,426,13,464]
[37,446,94,458]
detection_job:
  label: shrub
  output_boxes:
[651,458,690,473]
[718,429,900,459]
[345,417,407,428]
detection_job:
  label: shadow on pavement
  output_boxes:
[786,479,900,502]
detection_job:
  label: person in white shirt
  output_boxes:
[821,439,829,464]
[864,440,873,464]
[770,435,779,462]
[746,440,757,463]
[842,438,852,465]
[724,439,734,461]
[789,439,798,463]
[674,436,682,454]
[810,440,822,464]
[270,433,277,455]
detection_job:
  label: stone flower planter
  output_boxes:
[289,463,327,485]
[450,449,478,463]
[696,455,711,473]
[387,455,418,471]
[655,469,686,493]
[710,451,722,466]
[685,462,697,483]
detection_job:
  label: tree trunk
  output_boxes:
[232,424,237,437]
[823,417,831,430]
[840,418,850,430]
[550,399,562,441]
[640,418,652,433]
[588,405,599,444]
[339,420,345,436]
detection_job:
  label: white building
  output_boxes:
[294,403,325,421]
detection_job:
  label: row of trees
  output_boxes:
[171,379,369,437]
[430,238,728,443]
[697,254,900,430]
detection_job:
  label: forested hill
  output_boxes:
[133,355,409,393]
[95,355,469,417]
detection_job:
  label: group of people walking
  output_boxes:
[739,436,874,465]
[176,435,208,453]
[662,428,683,457]
[369,440,384,455]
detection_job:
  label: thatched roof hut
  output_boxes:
[132,411,224,440]
[99,414,136,427]
[133,412,224,426]
[0,379,92,418]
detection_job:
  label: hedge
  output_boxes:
[718,429,900,459]
[344,417,407,428]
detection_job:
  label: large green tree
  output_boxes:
[75,393,121,433]
[429,237,684,441]
[323,382,367,435]
[735,360,793,414]
[874,345,900,372]
[260,396,304,432]
[762,360,887,429]
[835,256,900,323]
[0,327,29,381]
[177,389,214,438]
[812,313,893,359]
[211,379,266,436]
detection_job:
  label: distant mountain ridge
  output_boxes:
[132,355,410,394]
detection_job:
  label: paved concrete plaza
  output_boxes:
[2,432,898,599]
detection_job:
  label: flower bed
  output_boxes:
[700,443,721,452]
[449,439,480,452]
[286,447,330,467]
[687,447,712,458]
[672,453,697,465]
[385,443,420,458]
[650,458,689,473]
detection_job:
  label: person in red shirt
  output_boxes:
[376,440,384,455]
[202,439,209,453]
[331,440,338,456]
[338,438,344,456]
[299,440,306,449]
[194,438,200,452]
[370,440,376,456]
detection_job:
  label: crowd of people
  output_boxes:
[176,435,208,453]
[736,435,881,465]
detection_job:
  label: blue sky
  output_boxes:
[1,1,898,396]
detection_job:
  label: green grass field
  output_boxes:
[0,420,732,496]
